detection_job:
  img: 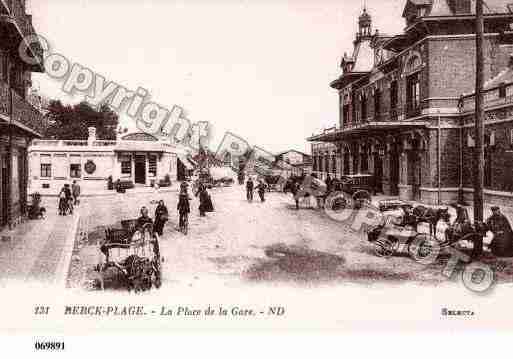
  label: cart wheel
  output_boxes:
[374,236,396,258]
[408,233,439,263]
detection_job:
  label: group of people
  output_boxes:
[245,177,267,203]
[58,180,81,216]
[149,181,215,237]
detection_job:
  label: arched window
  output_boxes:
[405,55,422,115]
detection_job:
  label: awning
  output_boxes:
[308,121,427,142]
[178,154,194,170]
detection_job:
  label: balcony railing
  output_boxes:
[31,139,120,147]
[460,83,513,113]
[0,79,44,135]
[1,0,44,69]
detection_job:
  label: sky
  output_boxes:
[29,0,405,154]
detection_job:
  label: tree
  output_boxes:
[42,101,119,140]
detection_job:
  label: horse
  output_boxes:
[406,205,451,238]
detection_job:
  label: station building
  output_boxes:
[309,0,513,206]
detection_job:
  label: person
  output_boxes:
[58,185,67,216]
[136,206,153,231]
[197,184,213,216]
[485,206,513,257]
[177,187,191,232]
[246,178,254,202]
[256,180,267,202]
[180,181,189,193]
[58,184,73,215]
[485,206,513,236]
[154,200,169,237]
[64,184,74,214]
[291,181,301,210]
[326,174,332,193]
[71,180,81,206]
[238,171,245,185]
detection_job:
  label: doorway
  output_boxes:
[134,155,146,185]
[390,150,400,196]
[409,151,422,201]
[374,154,383,194]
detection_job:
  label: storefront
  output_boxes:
[28,128,194,195]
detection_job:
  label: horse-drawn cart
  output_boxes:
[367,204,486,260]
[94,219,162,292]
[323,174,374,211]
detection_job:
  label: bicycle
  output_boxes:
[179,212,189,235]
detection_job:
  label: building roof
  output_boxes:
[352,39,374,73]
[275,149,310,157]
[403,0,512,19]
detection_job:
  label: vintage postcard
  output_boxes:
[1,0,513,347]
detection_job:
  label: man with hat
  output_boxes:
[485,206,513,257]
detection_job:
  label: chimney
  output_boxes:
[87,127,96,145]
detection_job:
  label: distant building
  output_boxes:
[310,141,338,179]
[309,1,513,205]
[275,150,312,177]
[28,127,195,195]
[0,0,45,229]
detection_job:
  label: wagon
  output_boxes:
[322,174,373,210]
[94,219,162,292]
[367,206,487,260]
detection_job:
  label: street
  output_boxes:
[65,185,513,291]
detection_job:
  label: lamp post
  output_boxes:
[474,0,485,222]
[457,95,465,205]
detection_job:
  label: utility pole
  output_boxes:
[474,0,485,222]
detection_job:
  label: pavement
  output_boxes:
[0,199,79,286]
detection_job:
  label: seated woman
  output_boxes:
[136,206,153,231]
[445,204,472,243]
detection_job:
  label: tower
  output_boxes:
[358,7,372,39]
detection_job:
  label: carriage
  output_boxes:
[323,174,374,210]
[367,203,487,260]
[94,219,162,292]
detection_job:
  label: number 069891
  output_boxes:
[34,342,65,351]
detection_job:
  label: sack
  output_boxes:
[59,191,66,199]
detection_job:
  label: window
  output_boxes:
[390,81,398,109]
[70,164,81,178]
[343,104,350,126]
[41,164,51,178]
[121,158,131,174]
[40,155,51,178]
[499,83,506,98]
[406,72,420,113]
[361,93,367,121]
[149,155,157,176]
[69,155,81,178]
[374,88,381,117]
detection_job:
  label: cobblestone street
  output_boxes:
[66,185,513,291]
